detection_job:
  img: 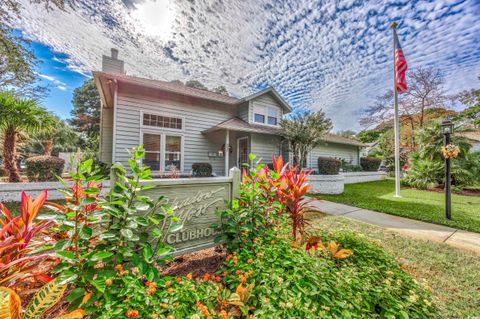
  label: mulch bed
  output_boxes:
[159,246,227,278]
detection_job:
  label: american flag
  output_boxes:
[394,33,408,93]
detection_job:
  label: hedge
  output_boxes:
[360,157,382,172]
[26,156,65,182]
[318,157,341,175]
[192,163,212,177]
[0,165,5,177]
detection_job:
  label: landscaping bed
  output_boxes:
[315,179,480,233]
[0,151,437,318]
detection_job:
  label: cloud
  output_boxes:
[13,0,480,130]
[37,73,68,90]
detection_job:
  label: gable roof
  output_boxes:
[92,72,293,112]
[321,134,364,147]
[237,87,293,112]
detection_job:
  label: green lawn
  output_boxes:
[314,179,480,233]
[310,215,480,318]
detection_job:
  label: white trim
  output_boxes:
[112,80,118,164]
[140,129,184,173]
[140,110,186,133]
[236,136,249,167]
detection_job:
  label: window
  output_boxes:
[254,113,265,123]
[142,133,183,171]
[143,113,182,130]
[164,135,181,171]
[253,105,279,126]
[143,133,161,171]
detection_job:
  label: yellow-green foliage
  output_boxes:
[0,280,83,319]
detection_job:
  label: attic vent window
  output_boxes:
[143,113,182,130]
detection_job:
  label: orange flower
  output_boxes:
[235,270,241,275]
[167,287,174,294]
[186,272,193,280]
[201,305,209,317]
[159,302,168,309]
[175,277,183,284]
[226,254,232,261]
[215,276,221,282]
[196,301,203,310]
[203,273,210,281]
[165,280,172,287]
[126,310,139,318]
[222,271,228,277]
[146,281,157,295]
[233,256,238,264]
[105,278,113,286]
[271,240,275,244]
[247,258,253,264]
[115,264,123,272]
[239,275,247,284]
[166,316,175,319]
[220,310,228,319]
[256,252,263,257]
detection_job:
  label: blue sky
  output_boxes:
[11,0,480,130]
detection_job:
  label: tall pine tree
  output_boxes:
[69,79,101,151]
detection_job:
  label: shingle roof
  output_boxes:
[203,117,282,135]
[321,134,364,146]
[93,71,239,105]
[204,118,365,146]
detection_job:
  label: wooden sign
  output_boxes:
[140,167,240,255]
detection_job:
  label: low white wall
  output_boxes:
[342,171,387,184]
[308,174,344,195]
[0,181,110,202]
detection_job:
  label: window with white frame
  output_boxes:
[253,104,279,126]
[142,133,183,172]
[143,113,182,130]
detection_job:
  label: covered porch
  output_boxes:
[202,117,286,176]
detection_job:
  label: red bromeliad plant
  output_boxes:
[0,190,56,289]
[276,163,313,241]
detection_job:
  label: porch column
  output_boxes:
[225,129,230,176]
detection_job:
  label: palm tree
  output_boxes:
[0,91,55,182]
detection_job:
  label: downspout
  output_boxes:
[111,79,118,165]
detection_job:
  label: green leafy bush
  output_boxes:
[360,157,381,171]
[25,155,64,181]
[342,163,363,172]
[403,122,480,189]
[192,162,213,177]
[317,157,341,175]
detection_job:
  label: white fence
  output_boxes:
[308,171,387,195]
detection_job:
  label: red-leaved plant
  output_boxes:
[0,190,56,289]
[273,156,313,241]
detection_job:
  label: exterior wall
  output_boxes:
[308,175,344,194]
[308,143,360,169]
[0,181,110,202]
[99,105,114,164]
[113,89,236,175]
[342,171,388,184]
[236,102,249,122]
[250,93,283,124]
[102,55,124,74]
[250,133,282,164]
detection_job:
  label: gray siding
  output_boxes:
[236,102,249,122]
[250,133,282,164]
[250,93,283,123]
[308,143,360,170]
[102,55,124,74]
[113,91,236,175]
[99,105,113,164]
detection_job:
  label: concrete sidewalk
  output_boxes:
[310,199,480,254]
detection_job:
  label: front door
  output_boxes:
[237,137,249,168]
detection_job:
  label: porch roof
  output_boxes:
[202,117,282,135]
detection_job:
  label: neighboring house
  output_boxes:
[459,129,480,152]
[94,49,363,176]
[360,141,379,157]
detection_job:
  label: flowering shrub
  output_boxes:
[0,190,56,290]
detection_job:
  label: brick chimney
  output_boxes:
[102,48,124,74]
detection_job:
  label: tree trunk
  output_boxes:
[44,138,54,156]
[3,126,20,182]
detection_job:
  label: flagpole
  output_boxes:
[391,22,401,198]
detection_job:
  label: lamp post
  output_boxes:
[441,118,454,220]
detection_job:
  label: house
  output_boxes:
[94,49,363,176]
